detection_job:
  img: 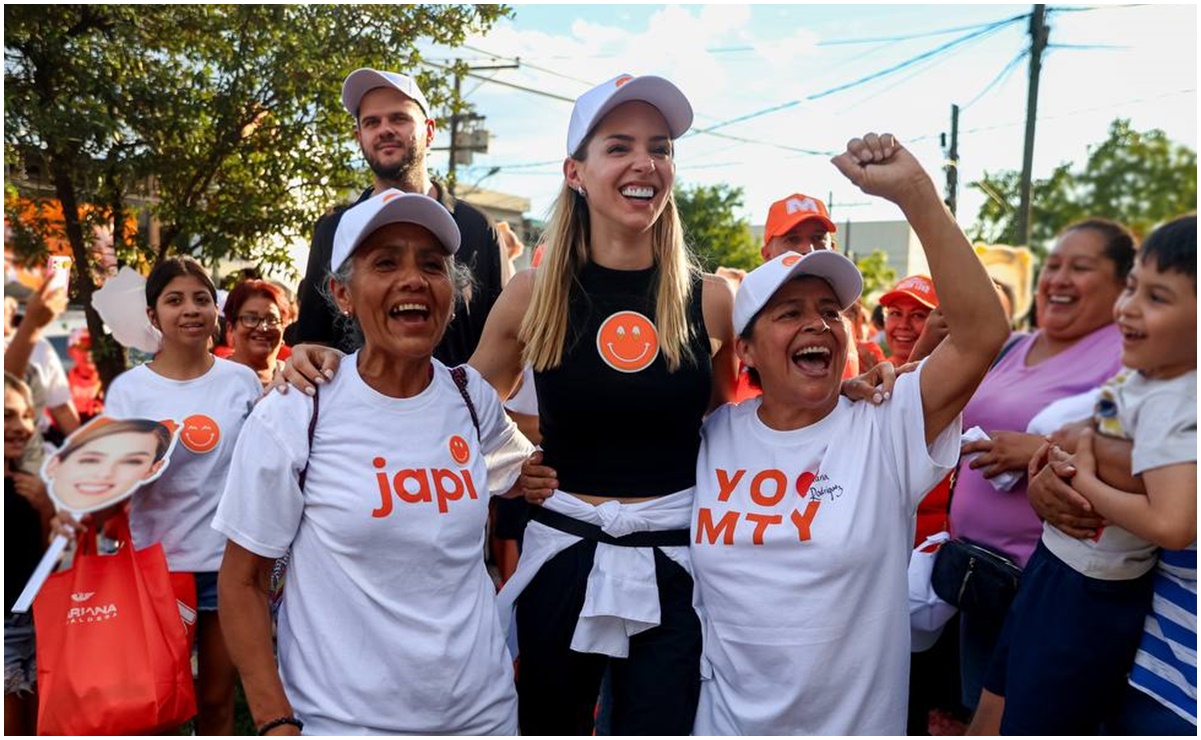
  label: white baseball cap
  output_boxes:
[733,251,863,336]
[566,74,693,156]
[342,68,431,119]
[331,190,460,272]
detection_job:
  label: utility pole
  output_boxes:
[444,60,518,196]
[448,69,463,193]
[942,104,960,216]
[1015,4,1048,247]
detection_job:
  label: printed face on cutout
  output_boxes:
[596,310,660,372]
[45,430,166,513]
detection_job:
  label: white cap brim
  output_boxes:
[342,68,430,119]
[733,251,863,336]
[331,190,460,273]
[567,74,693,156]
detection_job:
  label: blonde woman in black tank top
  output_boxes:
[282,73,738,735]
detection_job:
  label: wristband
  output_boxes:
[258,716,303,735]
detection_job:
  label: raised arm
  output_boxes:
[468,267,534,400]
[832,134,1009,444]
[5,280,67,380]
[701,273,737,411]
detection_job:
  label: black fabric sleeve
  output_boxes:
[293,210,340,346]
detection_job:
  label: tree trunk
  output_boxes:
[50,152,128,389]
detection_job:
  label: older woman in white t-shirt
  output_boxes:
[687,135,1010,734]
[214,192,533,736]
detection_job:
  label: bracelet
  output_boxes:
[257,716,303,735]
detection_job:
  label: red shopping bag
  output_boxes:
[33,514,198,735]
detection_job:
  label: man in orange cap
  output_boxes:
[732,194,848,402]
[761,192,838,260]
[878,274,939,368]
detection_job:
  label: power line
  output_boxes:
[832,23,1015,115]
[459,44,595,86]
[441,45,839,156]
[906,87,1196,144]
[422,60,576,104]
[961,48,1028,111]
[808,16,1020,101]
[814,12,1029,46]
[690,14,1023,136]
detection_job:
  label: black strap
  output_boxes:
[449,365,481,442]
[529,505,690,548]
[990,332,1024,369]
[297,386,319,491]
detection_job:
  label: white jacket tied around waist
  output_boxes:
[496,488,693,658]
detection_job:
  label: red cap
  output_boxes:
[879,274,938,309]
[763,193,837,246]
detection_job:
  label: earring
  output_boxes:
[577,185,587,198]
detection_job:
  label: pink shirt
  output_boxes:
[948,324,1122,567]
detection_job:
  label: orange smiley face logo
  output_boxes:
[782,254,802,267]
[597,311,659,373]
[179,414,220,454]
[448,435,471,465]
[615,75,633,88]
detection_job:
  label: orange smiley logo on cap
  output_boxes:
[615,75,633,88]
[448,435,471,465]
[782,254,802,267]
[597,311,659,373]
[179,414,220,454]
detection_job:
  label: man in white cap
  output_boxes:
[293,68,504,366]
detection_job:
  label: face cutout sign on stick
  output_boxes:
[41,416,178,514]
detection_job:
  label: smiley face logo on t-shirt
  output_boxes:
[597,310,659,373]
[448,435,471,465]
[179,414,220,454]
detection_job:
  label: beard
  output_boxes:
[363,137,425,186]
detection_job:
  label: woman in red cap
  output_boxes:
[879,274,939,366]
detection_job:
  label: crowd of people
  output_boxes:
[4,66,1195,737]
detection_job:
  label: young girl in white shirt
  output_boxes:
[77,256,261,734]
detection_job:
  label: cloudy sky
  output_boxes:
[415,3,1196,240]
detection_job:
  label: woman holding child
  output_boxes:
[948,218,1137,710]
[997,214,1197,734]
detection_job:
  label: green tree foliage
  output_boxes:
[969,119,1197,250]
[4,4,509,382]
[854,249,897,299]
[674,182,760,272]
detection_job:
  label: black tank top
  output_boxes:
[535,262,712,497]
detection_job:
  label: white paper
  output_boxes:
[10,534,69,614]
[960,426,1023,492]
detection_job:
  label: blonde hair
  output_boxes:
[3,371,32,409]
[519,178,699,372]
